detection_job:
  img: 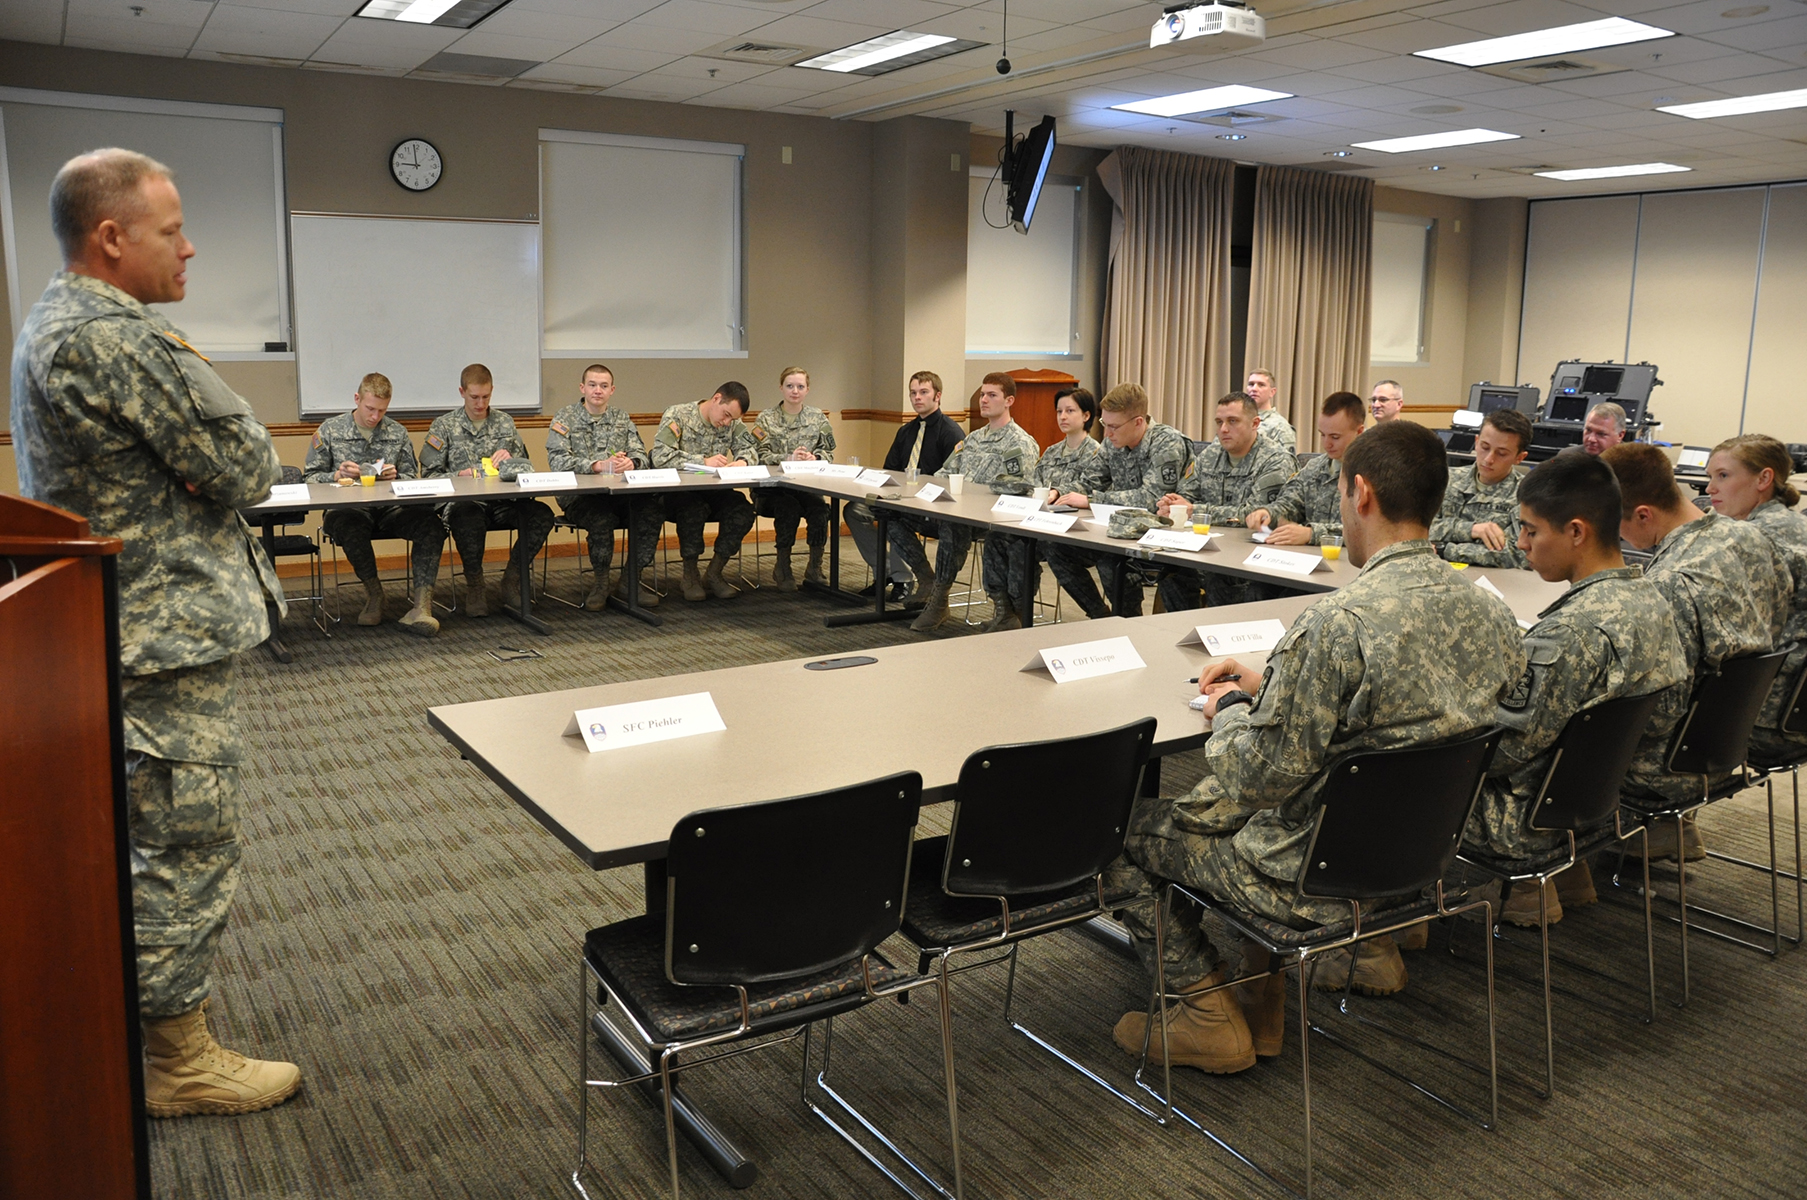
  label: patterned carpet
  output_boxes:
[149,543,1807,1199]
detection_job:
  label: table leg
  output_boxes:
[606,494,663,628]
[825,506,918,627]
[257,521,293,664]
[501,541,552,636]
[799,495,861,608]
[1016,538,1036,629]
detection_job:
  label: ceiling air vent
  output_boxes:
[700,40,821,66]
[1479,54,1627,83]
[1177,108,1286,128]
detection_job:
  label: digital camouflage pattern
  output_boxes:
[941,418,1041,495]
[1467,567,1688,859]
[1092,421,1192,509]
[1432,464,1528,569]
[1625,510,1790,802]
[545,401,650,474]
[1032,435,1107,497]
[1176,437,1295,524]
[304,412,443,586]
[1746,498,1807,756]
[1107,508,1171,539]
[1262,452,1345,545]
[751,403,836,464]
[303,411,420,482]
[1104,540,1525,986]
[651,401,759,469]
[1258,407,1297,454]
[419,407,532,480]
[11,273,282,674]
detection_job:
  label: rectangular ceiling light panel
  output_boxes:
[1110,84,1292,118]
[1415,17,1673,68]
[1351,128,1519,153]
[1658,88,1807,119]
[1535,162,1690,180]
[356,0,513,28]
[793,31,987,75]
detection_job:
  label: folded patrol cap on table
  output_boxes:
[1107,509,1172,539]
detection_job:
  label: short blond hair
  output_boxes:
[460,363,493,389]
[1101,383,1149,418]
[50,147,173,260]
[582,363,613,383]
[778,365,808,386]
[358,372,392,400]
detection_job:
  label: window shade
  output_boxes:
[966,172,1079,355]
[1369,214,1429,364]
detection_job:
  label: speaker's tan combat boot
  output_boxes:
[142,1000,301,1118]
[1113,971,1256,1074]
[1310,936,1408,995]
[397,587,438,637]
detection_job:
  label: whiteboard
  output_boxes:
[290,214,541,415]
[966,170,1079,355]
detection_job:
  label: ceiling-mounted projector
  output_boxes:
[1150,1,1266,51]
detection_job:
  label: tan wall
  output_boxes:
[1462,197,1528,391]
[1369,185,1474,414]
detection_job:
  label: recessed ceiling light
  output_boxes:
[794,31,960,73]
[1217,133,1247,140]
[1414,17,1673,68]
[1351,128,1519,153]
[1535,162,1691,180]
[356,0,514,27]
[1110,84,1292,118]
[1325,149,1354,157]
[1657,87,1807,119]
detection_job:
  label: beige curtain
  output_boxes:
[1244,166,1373,450]
[1099,147,1233,437]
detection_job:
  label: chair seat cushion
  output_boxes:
[1622,773,1760,818]
[265,534,318,557]
[1747,744,1807,771]
[899,835,1136,950]
[1223,895,1442,952]
[258,510,311,527]
[1461,823,1625,879]
[585,915,908,1044]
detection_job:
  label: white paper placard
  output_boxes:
[1471,573,1508,601]
[266,483,311,504]
[390,478,455,498]
[716,465,771,483]
[913,484,948,502]
[815,463,865,479]
[624,469,681,486]
[991,494,1043,518]
[681,462,720,475]
[562,691,726,753]
[1244,546,1328,578]
[1139,529,1212,553]
[856,468,893,487]
[1089,503,1125,522]
[1020,511,1078,533]
[779,460,825,476]
[1180,618,1288,655]
[1020,635,1146,684]
[517,471,578,490]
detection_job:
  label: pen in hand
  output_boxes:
[1188,674,1241,684]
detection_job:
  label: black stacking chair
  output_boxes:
[1147,728,1504,1200]
[1738,663,1807,948]
[573,774,939,1200]
[895,719,1156,1198]
[1620,648,1791,1002]
[255,466,329,636]
[1455,691,1664,1097]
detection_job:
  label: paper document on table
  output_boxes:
[1021,636,1146,683]
[562,692,726,753]
[390,478,454,498]
[624,469,681,486]
[1471,573,1507,602]
[1179,618,1287,654]
[716,465,770,483]
[265,483,311,504]
[517,471,577,490]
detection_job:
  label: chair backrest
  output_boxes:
[664,772,922,988]
[1529,691,1665,833]
[262,464,309,527]
[1298,728,1503,901]
[942,718,1157,898]
[1665,649,1791,777]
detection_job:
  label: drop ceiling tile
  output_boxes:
[517,61,638,87]
[688,78,828,106]
[1700,13,1807,51]
[598,21,725,54]
[224,0,361,15]
[917,5,1057,42]
[605,75,720,100]
[1581,105,1689,126]
[66,34,193,55]
[1649,49,1803,82]
[1078,5,1158,34]
[1338,18,1499,53]
[802,0,959,26]
[551,41,678,70]
[1516,93,1634,117]
[631,0,778,38]
[507,0,661,18]
[0,0,66,42]
[462,7,620,42]
[1401,67,1550,97]
[194,4,345,55]
[1626,0,1793,37]
[66,0,209,36]
[442,30,576,60]
[1428,0,1629,36]
[307,21,460,68]
[1245,36,1399,69]
[637,55,772,82]
[1010,24,1112,52]
[1535,67,1680,97]
[1322,53,1465,84]
[732,13,894,49]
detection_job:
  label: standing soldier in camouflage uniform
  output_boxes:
[1605,443,1789,861]
[652,382,759,601]
[11,149,301,1114]
[418,363,554,618]
[1245,390,1366,547]
[1706,434,1807,762]
[1044,382,1193,618]
[1245,368,1296,453]
[752,366,836,591]
[1467,451,1687,924]
[899,373,1040,632]
[1432,409,1532,569]
[303,371,444,635]
[1105,422,1523,1073]
[544,364,661,611]
[1154,392,1294,610]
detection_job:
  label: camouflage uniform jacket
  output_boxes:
[752,403,835,465]
[1471,567,1688,858]
[419,408,533,480]
[545,402,649,473]
[1093,421,1193,509]
[1432,464,1528,569]
[1746,498,1807,736]
[1264,453,1343,545]
[942,418,1041,496]
[1176,438,1295,524]
[10,272,282,678]
[651,401,759,469]
[1176,539,1524,885]
[303,412,420,482]
[1258,407,1297,454]
[1032,435,1107,497]
[1627,510,1790,801]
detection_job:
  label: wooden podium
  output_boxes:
[0,493,148,1200]
[966,368,1080,451]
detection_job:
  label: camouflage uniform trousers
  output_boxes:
[981,532,1041,609]
[670,489,756,561]
[322,503,446,589]
[445,499,555,576]
[1103,787,1358,990]
[123,657,245,1019]
[1045,546,1143,618]
[845,501,914,587]
[1155,569,1286,613]
[755,488,831,552]
[888,512,972,589]
[561,494,662,574]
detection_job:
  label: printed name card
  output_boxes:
[516,471,577,490]
[266,483,311,504]
[1020,511,1078,533]
[856,468,893,487]
[390,478,455,498]
[815,463,866,479]
[913,483,949,502]
[1179,618,1287,655]
[1139,529,1212,553]
[991,494,1043,517]
[716,465,771,483]
[1021,636,1147,684]
[779,460,824,476]
[563,692,726,753]
[1471,573,1507,601]
[1089,503,1125,522]
[624,469,681,486]
[1244,545,1329,578]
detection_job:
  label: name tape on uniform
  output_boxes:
[1244,545,1328,578]
[516,471,577,490]
[391,478,454,498]
[815,463,865,479]
[1021,635,1147,684]
[780,460,825,475]
[1020,510,1078,533]
[1139,529,1212,553]
[716,465,771,483]
[856,468,893,487]
[266,483,311,504]
[991,494,1043,518]
[913,483,952,503]
[1179,617,1287,655]
[624,469,681,487]
[563,691,726,754]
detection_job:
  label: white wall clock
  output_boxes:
[390,138,443,192]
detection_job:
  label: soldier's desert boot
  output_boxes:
[680,558,707,602]
[1310,937,1408,996]
[1554,861,1598,908]
[1502,878,1563,928]
[356,578,384,626]
[584,574,610,611]
[773,552,797,591]
[1394,923,1430,951]
[804,546,826,586]
[498,559,521,608]
[397,587,439,637]
[1637,816,1708,862]
[910,582,951,632]
[1234,946,1287,1058]
[463,571,487,618]
[612,570,657,608]
[1113,971,1256,1074]
[979,599,1022,633]
[142,1000,301,1118]
[905,566,935,605]
[704,553,736,599]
